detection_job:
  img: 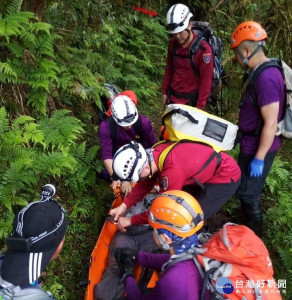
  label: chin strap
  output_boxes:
[236,44,262,71]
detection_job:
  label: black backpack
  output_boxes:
[172,21,223,103]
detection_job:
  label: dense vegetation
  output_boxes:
[0,0,291,299]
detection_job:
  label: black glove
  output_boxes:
[113,248,138,283]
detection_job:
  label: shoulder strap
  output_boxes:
[132,114,144,141]
[108,116,117,141]
[248,59,283,105]
[161,251,222,300]
[157,141,180,171]
[190,151,221,192]
[157,140,221,176]
[189,32,206,77]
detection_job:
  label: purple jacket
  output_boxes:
[125,251,206,300]
[239,66,285,154]
[98,115,157,161]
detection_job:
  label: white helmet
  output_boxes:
[112,141,148,183]
[166,4,193,34]
[111,95,138,127]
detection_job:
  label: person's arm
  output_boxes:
[103,158,113,176]
[196,43,213,110]
[123,178,156,209]
[110,178,156,224]
[256,103,279,160]
[137,251,170,270]
[98,120,114,163]
[249,104,279,178]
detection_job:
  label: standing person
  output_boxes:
[0,184,67,300]
[162,3,213,109]
[230,21,285,237]
[113,190,209,300]
[109,141,240,231]
[98,91,157,195]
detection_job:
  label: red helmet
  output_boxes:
[230,21,267,49]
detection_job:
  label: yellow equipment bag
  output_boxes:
[162,104,238,152]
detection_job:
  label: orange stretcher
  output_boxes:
[84,187,158,300]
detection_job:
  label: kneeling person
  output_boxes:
[113,190,208,300]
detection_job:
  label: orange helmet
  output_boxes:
[230,21,267,49]
[148,190,204,238]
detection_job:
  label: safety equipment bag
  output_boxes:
[162,104,238,152]
[163,223,281,300]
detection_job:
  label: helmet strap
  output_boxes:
[154,229,185,251]
[236,44,262,71]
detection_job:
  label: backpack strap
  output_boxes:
[190,151,221,193]
[161,251,223,300]
[248,58,284,105]
[157,140,221,184]
[189,33,206,77]
[241,58,284,137]
[157,141,181,171]
[108,116,117,142]
[132,114,144,141]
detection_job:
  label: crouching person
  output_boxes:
[113,190,210,300]
[0,184,66,300]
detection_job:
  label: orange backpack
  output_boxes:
[164,223,282,300]
[196,223,282,300]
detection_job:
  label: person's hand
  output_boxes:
[249,157,264,177]
[111,180,121,190]
[117,217,132,233]
[109,203,128,222]
[113,248,138,283]
[162,94,168,106]
[121,181,132,196]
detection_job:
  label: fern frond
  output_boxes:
[0,107,10,133]
[31,22,52,35]
[0,62,18,78]
[5,0,23,15]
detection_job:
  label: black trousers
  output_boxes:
[236,150,277,237]
[183,179,240,220]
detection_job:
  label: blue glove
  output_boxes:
[249,157,264,177]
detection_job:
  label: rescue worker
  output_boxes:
[0,184,66,300]
[98,91,157,195]
[113,190,209,300]
[109,141,240,231]
[230,21,285,237]
[162,3,213,109]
